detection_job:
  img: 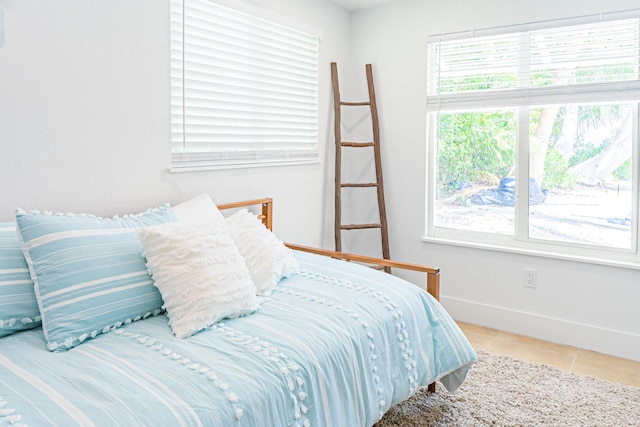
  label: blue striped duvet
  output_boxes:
[0,251,476,427]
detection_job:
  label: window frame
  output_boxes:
[424,10,640,268]
[169,0,321,172]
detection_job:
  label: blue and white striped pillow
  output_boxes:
[0,222,41,338]
[15,205,176,351]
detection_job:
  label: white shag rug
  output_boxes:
[376,350,640,427]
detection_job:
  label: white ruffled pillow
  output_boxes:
[225,209,299,296]
[138,221,261,339]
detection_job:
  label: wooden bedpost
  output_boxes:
[427,272,439,394]
[427,271,440,302]
[216,198,273,230]
[261,199,273,231]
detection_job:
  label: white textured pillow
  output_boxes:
[138,221,261,339]
[225,209,299,296]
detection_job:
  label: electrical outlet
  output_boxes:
[523,268,537,288]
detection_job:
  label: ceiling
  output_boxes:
[329,0,399,12]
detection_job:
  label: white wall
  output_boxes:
[0,0,349,246]
[346,0,640,361]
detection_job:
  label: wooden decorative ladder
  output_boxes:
[331,62,390,273]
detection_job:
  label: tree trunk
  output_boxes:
[529,69,573,185]
[568,109,632,186]
[555,104,579,162]
[530,106,560,185]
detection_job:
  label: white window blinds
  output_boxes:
[427,10,640,111]
[170,0,320,170]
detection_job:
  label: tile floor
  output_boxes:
[456,321,640,388]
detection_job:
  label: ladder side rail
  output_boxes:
[366,64,391,263]
[331,62,343,252]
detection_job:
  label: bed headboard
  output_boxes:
[217,197,273,230]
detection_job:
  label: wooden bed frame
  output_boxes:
[218,198,441,394]
[217,197,440,301]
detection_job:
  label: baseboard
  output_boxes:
[441,296,640,362]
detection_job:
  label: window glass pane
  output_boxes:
[435,109,517,234]
[529,103,633,249]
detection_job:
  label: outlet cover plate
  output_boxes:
[524,268,537,288]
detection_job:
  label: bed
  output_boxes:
[0,196,476,427]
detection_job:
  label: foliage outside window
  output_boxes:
[426,11,640,264]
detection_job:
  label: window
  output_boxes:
[426,10,640,264]
[170,0,320,171]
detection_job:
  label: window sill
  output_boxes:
[422,235,640,271]
[169,151,320,172]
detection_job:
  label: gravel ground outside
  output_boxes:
[435,183,633,249]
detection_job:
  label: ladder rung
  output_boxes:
[341,223,382,230]
[341,142,375,147]
[341,183,378,188]
[340,101,371,106]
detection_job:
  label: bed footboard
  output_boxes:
[285,243,440,301]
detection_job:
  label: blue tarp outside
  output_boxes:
[470,177,548,206]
